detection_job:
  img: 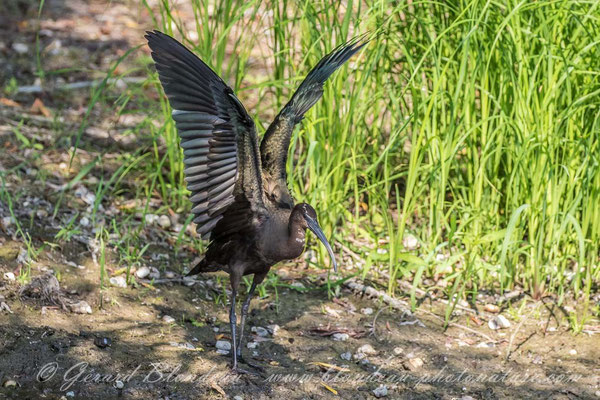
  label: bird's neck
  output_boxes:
[286,219,306,258]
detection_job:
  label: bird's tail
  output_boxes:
[282,34,369,123]
[186,258,221,276]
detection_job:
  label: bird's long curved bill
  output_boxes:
[306,218,338,273]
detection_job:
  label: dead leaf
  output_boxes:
[30,98,51,117]
[0,98,21,107]
[310,362,350,372]
[209,381,226,397]
[320,382,338,395]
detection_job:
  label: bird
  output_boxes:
[146,30,366,372]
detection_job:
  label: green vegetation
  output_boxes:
[137,0,599,314]
[2,0,598,328]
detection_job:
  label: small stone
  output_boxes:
[332,333,349,341]
[162,315,176,324]
[484,304,500,313]
[402,234,419,250]
[12,42,29,54]
[340,352,352,361]
[532,355,543,364]
[290,282,305,290]
[94,337,112,348]
[136,266,150,279]
[148,267,160,280]
[36,209,48,218]
[216,340,231,351]
[115,380,124,389]
[353,352,367,361]
[488,315,511,330]
[69,301,92,314]
[393,347,404,355]
[233,396,243,400]
[569,349,577,356]
[1,216,14,228]
[247,341,258,349]
[80,216,90,227]
[361,307,373,315]
[595,390,600,397]
[267,324,280,336]
[213,327,220,333]
[66,391,75,398]
[407,357,424,370]
[459,397,475,400]
[110,276,127,288]
[144,214,158,225]
[158,215,171,229]
[3,379,17,387]
[373,384,388,398]
[3,272,16,281]
[357,344,377,355]
[165,270,175,279]
[251,326,269,337]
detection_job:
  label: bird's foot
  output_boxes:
[230,366,256,376]
[237,356,265,373]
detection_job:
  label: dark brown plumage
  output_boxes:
[146,30,366,372]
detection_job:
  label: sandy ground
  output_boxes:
[0,0,599,399]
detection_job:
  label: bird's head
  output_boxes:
[291,203,337,273]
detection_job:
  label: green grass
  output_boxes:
[40,0,596,326]
[136,0,600,310]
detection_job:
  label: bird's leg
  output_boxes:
[236,280,257,360]
[229,271,241,371]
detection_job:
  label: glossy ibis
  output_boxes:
[146,30,366,372]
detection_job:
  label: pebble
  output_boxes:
[532,355,543,364]
[332,333,349,341]
[3,272,16,281]
[158,215,171,229]
[290,282,305,289]
[459,396,475,400]
[357,344,377,355]
[1,216,14,228]
[162,315,175,324]
[165,270,175,279]
[353,352,367,361]
[402,234,419,250]
[136,266,150,279]
[144,214,158,225]
[66,391,75,398]
[216,340,231,351]
[80,216,90,227]
[340,352,352,361]
[373,384,388,398]
[484,304,500,313]
[595,390,600,397]
[148,267,160,280]
[361,307,373,315]
[94,337,112,349]
[569,349,577,356]
[488,315,511,330]
[251,326,269,337]
[407,357,424,370]
[109,276,127,288]
[267,324,280,336]
[12,42,29,54]
[69,301,92,314]
[3,379,17,387]
[393,347,404,355]
[247,341,258,349]
[115,380,124,389]
[233,396,243,400]
[36,209,48,218]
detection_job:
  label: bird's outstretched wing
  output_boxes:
[146,30,265,239]
[259,36,368,207]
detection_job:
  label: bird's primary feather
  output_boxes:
[145,30,266,240]
[259,35,368,208]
